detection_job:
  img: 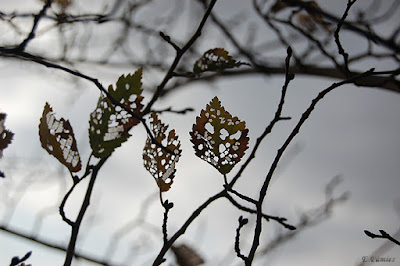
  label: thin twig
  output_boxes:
[235,216,249,263]
[143,0,218,115]
[0,225,111,265]
[246,68,393,264]
[224,193,296,230]
[334,0,357,75]
[162,200,174,244]
[364,229,400,246]
[229,47,294,188]
[152,191,226,265]
[282,0,400,53]
[16,0,52,51]
[63,157,108,266]
[151,107,194,115]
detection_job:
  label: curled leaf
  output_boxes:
[190,97,249,175]
[89,68,144,158]
[143,113,181,192]
[39,103,81,172]
[193,48,249,74]
[0,113,14,159]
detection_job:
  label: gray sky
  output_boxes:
[0,0,399,265]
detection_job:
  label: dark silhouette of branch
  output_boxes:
[153,48,297,264]
[15,0,52,52]
[63,157,108,266]
[257,176,349,258]
[282,0,400,53]
[9,251,31,266]
[364,229,400,246]
[142,0,218,114]
[357,226,400,266]
[152,107,195,115]
[224,193,296,231]
[0,1,399,265]
[235,216,249,263]
[334,0,357,75]
[162,199,174,244]
[0,225,109,265]
[246,67,399,265]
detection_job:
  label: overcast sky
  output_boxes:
[0,0,399,266]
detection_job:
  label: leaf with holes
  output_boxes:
[0,112,14,159]
[39,103,82,173]
[190,96,249,175]
[143,113,181,192]
[193,48,249,74]
[89,68,144,158]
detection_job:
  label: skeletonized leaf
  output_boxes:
[190,97,249,175]
[39,103,81,172]
[193,48,249,74]
[143,113,181,192]
[89,68,144,158]
[0,113,14,159]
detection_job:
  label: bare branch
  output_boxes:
[334,0,358,74]
[364,229,400,246]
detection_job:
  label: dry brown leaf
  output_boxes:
[296,1,331,32]
[190,97,249,175]
[193,48,249,74]
[39,102,81,172]
[171,244,204,266]
[143,113,181,192]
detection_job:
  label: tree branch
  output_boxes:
[364,229,400,246]
[246,68,398,264]
[282,0,400,53]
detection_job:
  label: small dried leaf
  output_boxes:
[57,0,72,8]
[190,97,249,175]
[296,1,331,32]
[171,244,204,266]
[89,68,144,158]
[41,0,72,9]
[297,13,317,32]
[143,113,181,192]
[39,103,81,172]
[193,48,249,74]
[270,0,289,13]
[0,113,14,158]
